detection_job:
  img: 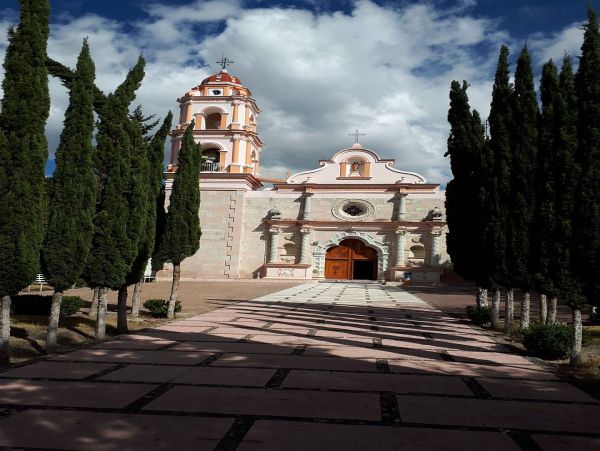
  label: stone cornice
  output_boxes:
[265,219,447,230]
[272,183,440,192]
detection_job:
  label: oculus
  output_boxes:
[332,199,375,221]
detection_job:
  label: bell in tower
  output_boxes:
[169,56,263,175]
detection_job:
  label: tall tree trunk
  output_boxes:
[95,287,108,340]
[477,287,488,308]
[520,291,530,331]
[117,285,129,334]
[130,281,143,318]
[505,289,514,334]
[547,297,557,325]
[539,294,547,324]
[167,263,180,319]
[89,287,99,317]
[491,290,501,329]
[46,290,63,353]
[570,308,583,367]
[0,295,11,366]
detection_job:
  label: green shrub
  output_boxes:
[466,305,491,325]
[143,299,182,318]
[523,322,572,359]
[60,296,84,317]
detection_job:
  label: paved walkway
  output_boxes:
[0,283,598,450]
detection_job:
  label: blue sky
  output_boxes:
[0,0,593,181]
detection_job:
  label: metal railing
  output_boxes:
[200,161,225,172]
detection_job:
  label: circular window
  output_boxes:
[212,89,222,95]
[343,204,365,216]
[332,199,375,221]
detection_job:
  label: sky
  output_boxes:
[0,0,594,183]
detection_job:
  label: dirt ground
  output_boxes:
[9,280,304,363]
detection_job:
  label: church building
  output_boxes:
[159,63,449,283]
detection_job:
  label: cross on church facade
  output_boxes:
[348,129,366,144]
[217,55,234,70]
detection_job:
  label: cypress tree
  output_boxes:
[129,112,173,319]
[160,123,201,319]
[445,80,488,306]
[43,40,96,352]
[531,60,560,325]
[550,56,578,328]
[115,114,148,334]
[0,0,50,364]
[484,45,513,330]
[508,46,539,331]
[572,7,600,365]
[84,57,145,339]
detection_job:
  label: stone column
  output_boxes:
[268,228,280,264]
[394,193,407,221]
[299,228,312,264]
[394,229,407,267]
[184,101,193,124]
[302,192,313,220]
[430,229,442,266]
[231,100,241,128]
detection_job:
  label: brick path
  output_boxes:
[0,282,598,450]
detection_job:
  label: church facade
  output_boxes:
[159,67,449,283]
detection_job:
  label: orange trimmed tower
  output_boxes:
[169,58,263,175]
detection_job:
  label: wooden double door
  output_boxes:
[325,239,377,280]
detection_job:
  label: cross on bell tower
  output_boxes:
[348,129,366,144]
[216,55,234,71]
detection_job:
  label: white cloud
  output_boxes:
[529,22,584,64]
[0,0,575,184]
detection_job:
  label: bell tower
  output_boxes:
[169,57,263,175]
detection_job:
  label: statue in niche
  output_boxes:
[351,161,360,173]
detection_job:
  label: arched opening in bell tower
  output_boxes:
[205,113,221,129]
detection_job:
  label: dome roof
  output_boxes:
[201,70,242,85]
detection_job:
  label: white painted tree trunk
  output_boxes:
[505,289,514,334]
[477,287,488,308]
[570,308,582,367]
[0,295,11,366]
[539,294,547,325]
[89,287,99,317]
[46,290,63,353]
[167,263,181,319]
[520,292,530,331]
[95,287,108,340]
[491,290,501,329]
[130,281,143,318]
[117,285,129,334]
[547,297,557,325]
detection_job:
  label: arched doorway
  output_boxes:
[325,239,377,280]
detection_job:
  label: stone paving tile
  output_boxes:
[215,353,378,371]
[52,349,215,365]
[387,358,561,380]
[138,330,249,342]
[531,434,600,450]
[98,364,276,386]
[168,341,297,354]
[477,377,597,402]
[447,350,535,366]
[0,409,233,450]
[304,345,445,360]
[91,337,177,350]
[0,379,155,408]
[237,421,521,451]
[0,361,114,379]
[282,369,473,395]
[397,395,600,433]
[144,386,381,420]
